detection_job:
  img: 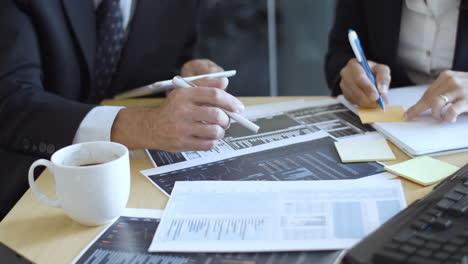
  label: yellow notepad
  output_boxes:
[335,138,396,163]
[357,106,405,124]
[384,156,459,186]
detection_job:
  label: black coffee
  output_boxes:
[78,163,103,167]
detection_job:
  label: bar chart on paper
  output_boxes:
[148,101,375,166]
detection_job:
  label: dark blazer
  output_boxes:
[325,0,468,96]
[0,0,199,219]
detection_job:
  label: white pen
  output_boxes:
[114,70,237,99]
[172,76,260,134]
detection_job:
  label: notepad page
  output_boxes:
[378,87,468,155]
[339,86,468,156]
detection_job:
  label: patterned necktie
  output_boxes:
[94,0,125,99]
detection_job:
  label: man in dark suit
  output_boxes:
[326,0,468,123]
[0,0,244,220]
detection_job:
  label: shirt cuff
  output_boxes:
[73,106,125,144]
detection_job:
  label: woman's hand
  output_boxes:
[339,58,391,108]
[405,70,468,123]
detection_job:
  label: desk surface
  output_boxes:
[1,96,467,264]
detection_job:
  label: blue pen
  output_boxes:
[348,29,385,110]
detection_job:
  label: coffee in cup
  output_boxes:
[28,141,130,226]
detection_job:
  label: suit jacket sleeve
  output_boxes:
[325,0,369,96]
[0,1,94,157]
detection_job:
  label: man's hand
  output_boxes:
[405,70,468,123]
[339,58,391,107]
[181,59,228,90]
[111,86,245,152]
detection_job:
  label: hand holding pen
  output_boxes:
[111,78,246,152]
[110,58,249,151]
[340,29,391,109]
[172,76,260,133]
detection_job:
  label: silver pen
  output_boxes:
[172,76,260,134]
[114,70,237,99]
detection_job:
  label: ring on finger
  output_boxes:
[439,94,450,105]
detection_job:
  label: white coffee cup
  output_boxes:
[28,141,130,226]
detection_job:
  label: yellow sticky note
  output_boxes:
[357,106,405,124]
[384,156,459,186]
[335,139,396,163]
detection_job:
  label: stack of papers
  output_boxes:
[137,100,405,256]
[114,98,456,257]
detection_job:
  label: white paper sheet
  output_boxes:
[338,85,468,156]
[149,180,406,253]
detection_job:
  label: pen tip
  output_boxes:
[377,97,385,111]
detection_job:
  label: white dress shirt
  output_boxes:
[397,0,461,85]
[73,0,136,144]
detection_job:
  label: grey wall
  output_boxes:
[277,0,336,95]
[196,0,336,96]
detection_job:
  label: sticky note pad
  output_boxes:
[357,106,405,124]
[335,138,396,163]
[385,156,459,186]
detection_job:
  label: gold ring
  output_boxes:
[439,94,450,105]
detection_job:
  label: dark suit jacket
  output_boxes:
[325,0,468,96]
[0,0,199,219]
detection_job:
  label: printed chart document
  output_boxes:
[73,208,345,264]
[149,180,406,253]
[142,131,391,196]
[339,86,468,156]
[147,99,376,167]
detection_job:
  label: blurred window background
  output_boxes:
[196,0,337,96]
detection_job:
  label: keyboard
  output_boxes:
[345,164,468,264]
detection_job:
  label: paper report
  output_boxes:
[149,180,406,253]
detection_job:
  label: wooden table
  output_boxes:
[0,97,467,263]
